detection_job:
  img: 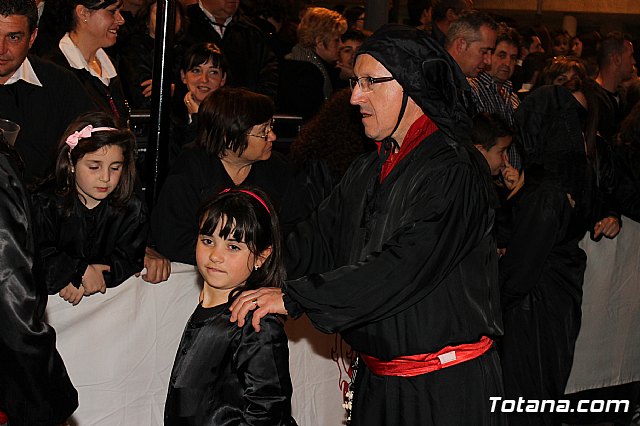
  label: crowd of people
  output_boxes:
[1,0,640,424]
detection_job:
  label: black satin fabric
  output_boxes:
[0,149,77,425]
[165,304,296,426]
[282,129,504,424]
[30,181,148,294]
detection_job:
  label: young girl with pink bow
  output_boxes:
[30,111,148,305]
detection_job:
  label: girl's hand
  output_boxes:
[59,283,84,306]
[82,264,110,296]
[184,91,200,115]
[501,159,520,190]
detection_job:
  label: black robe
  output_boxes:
[0,55,93,182]
[30,182,148,294]
[283,129,504,424]
[165,303,296,425]
[0,147,77,425]
[151,145,310,265]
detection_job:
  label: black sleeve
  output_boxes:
[102,199,148,288]
[0,158,78,425]
[498,188,566,309]
[235,315,293,426]
[30,194,89,294]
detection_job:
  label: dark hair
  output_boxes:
[341,29,367,44]
[495,23,520,52]
[519,27,540,52]
[180,42,228,74]
[432,0,468,22]
[197,186,285,294]
[535,56,587,89]
[54,111,136,214]
[471,112,513,151]
[597,31,632,69]
[0,0,38,33]
[290,88,375,180]
[196,87,274,157]
[343,5,364,30]
[57,0,119,32]
[445,10,497,49]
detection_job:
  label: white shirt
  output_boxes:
[2,57,43,87]
[59,33,118,86]
[198,0,232,38]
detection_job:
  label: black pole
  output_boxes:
[145,0,176,208]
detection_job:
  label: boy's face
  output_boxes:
[476,135,511,176]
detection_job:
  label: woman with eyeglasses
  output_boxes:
[151,87,310,265]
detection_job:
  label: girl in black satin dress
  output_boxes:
[165,187,296,426]
[30,111,147,305]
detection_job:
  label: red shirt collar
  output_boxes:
[376,114,439,182]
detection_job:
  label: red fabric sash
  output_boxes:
[361,336,493,377]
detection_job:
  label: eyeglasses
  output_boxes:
[246,119,274,141]
[348,76,394,92]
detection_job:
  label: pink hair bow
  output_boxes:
[65,125,116,150]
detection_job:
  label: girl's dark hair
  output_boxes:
[54,111,136,213]
[180,42,228,74]
[196,87,274,157]
[197,186,285,294]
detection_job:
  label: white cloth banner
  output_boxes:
[566,216,640,394]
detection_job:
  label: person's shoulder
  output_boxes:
[241,312,287,341]
[29,54,76,82]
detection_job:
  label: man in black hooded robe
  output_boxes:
[231,25,505,425]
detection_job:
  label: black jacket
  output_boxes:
[0,55,94,182]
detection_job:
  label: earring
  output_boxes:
[254,264,259,270]
[71,167,75,173]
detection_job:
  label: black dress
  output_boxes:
[165,303,296,425]
[282,128,504,425]
[30,182,148,294]
[0,147,78,425]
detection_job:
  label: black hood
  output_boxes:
[356,24,473,144]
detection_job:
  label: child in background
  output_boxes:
[30,111,147,305]
[472,112,522,193]
[165,187,296,425]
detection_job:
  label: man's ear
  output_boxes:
[455,37,467,54]
[28,27,38,49]
[315,36,326,50]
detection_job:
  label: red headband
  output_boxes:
[220,188,270,214]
